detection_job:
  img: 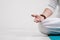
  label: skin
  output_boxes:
[31,8,53,23]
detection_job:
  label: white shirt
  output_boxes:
[46,0,60,18]
[47,0,58,12]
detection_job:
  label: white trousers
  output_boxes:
[39,18,60,34]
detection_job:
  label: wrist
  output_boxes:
[40,14,47,19]
[40,15,45,21]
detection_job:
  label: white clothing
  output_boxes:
[41,18,60,34]
[41,0,60,34]
[47,0,58,12]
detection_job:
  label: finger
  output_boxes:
[35,17,40,21]
[33,18,39,23]
[34,20,38,23]
[34,19,40,23]
[34,20,40,23]
[31,14,38,17]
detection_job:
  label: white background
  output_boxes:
[0,0,56,40]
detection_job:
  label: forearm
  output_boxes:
[41,0,57,18]
[41,8,53,18]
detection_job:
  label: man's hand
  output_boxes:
[31,14,45,23]
[31,8,53,23]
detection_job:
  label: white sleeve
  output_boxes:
[46,0,58,12]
